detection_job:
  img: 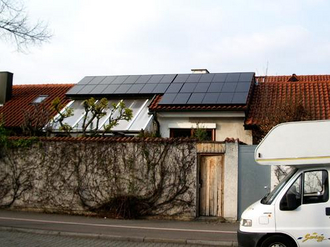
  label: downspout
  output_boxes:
[151,111,160,137]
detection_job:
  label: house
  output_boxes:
[55,70,255,145]
[4,70,330,220]
[0,71,73,135]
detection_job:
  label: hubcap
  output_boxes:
[270,244,286,247]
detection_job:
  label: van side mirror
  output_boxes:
[286,193,299,210]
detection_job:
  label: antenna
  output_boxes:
[265,61,269,77]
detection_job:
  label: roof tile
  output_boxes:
[0,84,73,128]
[246,76,330,126]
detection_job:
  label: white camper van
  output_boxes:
[238,121,330,247]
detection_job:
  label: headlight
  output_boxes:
[241,219,252,227]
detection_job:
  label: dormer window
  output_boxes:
[32,95,48,104]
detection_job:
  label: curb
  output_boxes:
[0,226,238,246]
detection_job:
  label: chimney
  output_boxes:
[191,68,210,74]
[288,73,299,82]
[0,72,13,105]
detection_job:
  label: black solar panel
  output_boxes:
[159,93,177,104]
[239,72,254,81]
[112,76,128,84]
[153,83,170,94]
[88,76,105,85]
[77,76,94,85]
[148,75,164,84]
[103,84,120,94]
[181,83,197,93]
[136,75,151,84]
[222,83,237,92]
[77,85,96,94]
[173,74,189,83]
[115,84,131,94]
[202,93,220,104]
[186,74,201,83]
[188,93,205,104]
[161,74,176,83]
[194,83,210,93]
[225,73,240,82]
[218,93,234,104]
[236,83,251,92]
[199,73,214,82]
[100,76,117,85]
[232,92,248,104]
[140,84,157,94]
[67,72,254,106]
[124,75,140,84]
[90,84,108,94]
[127,84,144,94]
[207,83,224,93]
[213,73,227,82]
[167,83,183,93]
[66,85,85,95]
[172,93,191,104]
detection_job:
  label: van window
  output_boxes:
[280,170,329,210]
[280,175,302,210]
[261,168,297,205]
[303,170,328,204]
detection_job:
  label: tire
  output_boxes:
[260,235,297,247]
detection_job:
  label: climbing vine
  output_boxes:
[0,138,197,218]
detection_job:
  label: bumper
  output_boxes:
[237,229,267,247]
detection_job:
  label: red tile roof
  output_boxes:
[149,95,248,111]
[246,75,330,126]
[0,84,73,128]
[256,74,330,83]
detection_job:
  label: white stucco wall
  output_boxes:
[223,141,239,221]
[157,112,253,144]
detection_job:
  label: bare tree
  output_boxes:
[0,0,51,51]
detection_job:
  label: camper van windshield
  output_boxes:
[261,168,297,205]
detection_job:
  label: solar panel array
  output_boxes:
[66,74,176,96]
[159,72,253,105]
[66,72,254,105]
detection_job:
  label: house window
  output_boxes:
[32,95,48,104]
[170,128,215,141]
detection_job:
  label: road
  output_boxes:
[0,230,210,247]
[0,210,238,246]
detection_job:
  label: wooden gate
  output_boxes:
[199,155,224,216]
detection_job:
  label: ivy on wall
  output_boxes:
[0,138,197,219]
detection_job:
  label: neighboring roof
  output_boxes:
[0,84,73,128]
[246,75,330,126]
[256,74,330,83]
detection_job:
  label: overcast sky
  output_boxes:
[1,0,330,85]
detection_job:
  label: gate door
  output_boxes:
[199,155,224,216]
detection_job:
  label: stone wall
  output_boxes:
[0,137,197,219]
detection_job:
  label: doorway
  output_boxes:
[199,155,224,216]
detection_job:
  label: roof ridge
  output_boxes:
[257,81,330,84]
[13,83,74,88]
[256,74,330,77]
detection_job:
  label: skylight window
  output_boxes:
[33,95,48,104]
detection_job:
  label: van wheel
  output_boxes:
[261,235,297,247]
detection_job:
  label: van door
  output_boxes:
[275,169,330,246]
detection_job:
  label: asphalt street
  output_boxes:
[0,230,209,247]
[0,210,239,246]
